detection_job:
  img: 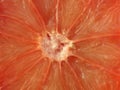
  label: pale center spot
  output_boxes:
[40,32,73,61]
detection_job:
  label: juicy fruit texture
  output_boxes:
[0,0,120,90]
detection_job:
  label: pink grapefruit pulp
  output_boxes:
[0,0,120,90]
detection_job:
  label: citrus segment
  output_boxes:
[0,16,39,43]
[0,0,46,34]
[40,61,64,90]
[1,58,49,90]
[0,34,36,64]
[67,0,120,40]
[61,61,83,90]
[31,0,57,33]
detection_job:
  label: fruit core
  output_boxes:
[40,32,73,61]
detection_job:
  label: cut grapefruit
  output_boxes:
[0,0,120,90]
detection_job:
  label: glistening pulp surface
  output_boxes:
[0,0,120,90]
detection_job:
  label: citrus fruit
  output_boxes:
[0,0,120,90]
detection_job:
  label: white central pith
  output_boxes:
[41,32,73,61]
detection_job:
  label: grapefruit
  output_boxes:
[0,0,120,90]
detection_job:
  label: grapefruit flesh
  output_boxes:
[0,0,120,90]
